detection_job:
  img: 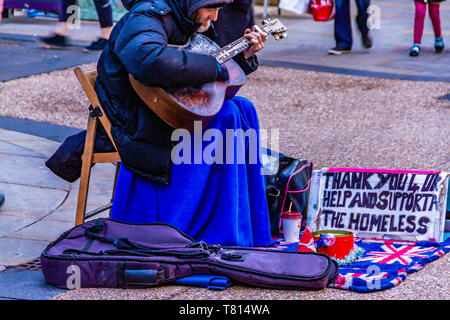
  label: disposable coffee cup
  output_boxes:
[281,211,302,242]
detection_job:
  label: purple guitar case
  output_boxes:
[41,218,338,290]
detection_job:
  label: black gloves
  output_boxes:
[216,62,229,81]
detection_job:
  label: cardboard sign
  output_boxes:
[308,168,449,242]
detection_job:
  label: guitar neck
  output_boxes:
[210,20,287,64]
[212,37,251,64]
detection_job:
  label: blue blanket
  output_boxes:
[110,96,273,247]
[173,275,233,290]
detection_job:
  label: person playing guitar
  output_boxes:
[95,0,273,247]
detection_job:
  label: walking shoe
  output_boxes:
[83,38,108,53]
[435,37,444,53]
[328,47,351,55]
[362,33,373,49]
[37,33,69,50]
[409,44,420,57]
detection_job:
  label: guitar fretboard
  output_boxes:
[210,20,287,64]
[212,37,251,64]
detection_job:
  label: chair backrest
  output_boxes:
[74,67,118,151]
[86,70,97,89]
[73,67,121,226]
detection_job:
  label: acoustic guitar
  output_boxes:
[129,19,287,131]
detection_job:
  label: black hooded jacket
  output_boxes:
[94,0,240,185]
[46,0,260,185]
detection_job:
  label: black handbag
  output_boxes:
[265,156,313,236]
[45,124,115,182]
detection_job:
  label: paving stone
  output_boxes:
[0,181,68,220]
[31,163,114,224]
[0,32,99,82]
[0,153,71,191]
[0,214,35,237]
[0,139,43,158]
[53,165,116,210]
[0,237,49,266]
[0,269,66,300]
[45,207,109,224]
[43,208,78,223]
[0,128,60,158]
[9,217,74,242]
[0,117,82,144]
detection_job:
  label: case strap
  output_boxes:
[83,221,211,259]
[279,161,313,231]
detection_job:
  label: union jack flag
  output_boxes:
[328,237,450,292]
[265,234,450,292]
[356,244,437,265]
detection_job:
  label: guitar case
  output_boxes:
[41,218,339,290]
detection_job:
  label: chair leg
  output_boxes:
[109,162,121,217]
[75,115,98,226]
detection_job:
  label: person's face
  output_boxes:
[193,7,221,32]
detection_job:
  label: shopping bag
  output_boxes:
[310,0,335,21]
[279,0,311,15]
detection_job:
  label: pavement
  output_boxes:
[0,32,99,82]
[0,122,114,299]
[0,0,448,300]
[0,0,449,82]
[258,0,450,82]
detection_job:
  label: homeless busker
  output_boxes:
[47,0,273,247]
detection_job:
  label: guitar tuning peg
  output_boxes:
[252,25,264,34]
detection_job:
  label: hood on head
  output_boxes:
[185,0,233,18]
[120,0,140,10]
[121,0,232,16]
[169,0,233,36]
[120,0,233,36]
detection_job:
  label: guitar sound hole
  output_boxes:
[167,86,211,115]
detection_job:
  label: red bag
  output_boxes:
[310,0,336,21]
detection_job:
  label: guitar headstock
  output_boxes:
[261,19,288,40]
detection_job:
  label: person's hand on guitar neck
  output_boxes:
[243,26,268,60]
[216,26,267,82]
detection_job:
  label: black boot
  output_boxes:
[362,33,373,49]
[409,44,420,57]
[37,33,69,50]
[83,38,109,53]
[435,37,444,53]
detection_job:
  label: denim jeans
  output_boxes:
[334,0,370,49]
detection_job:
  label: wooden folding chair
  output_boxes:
[74,67,121,226]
